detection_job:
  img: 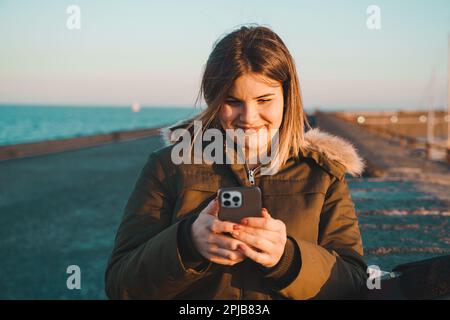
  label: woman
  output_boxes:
[105,25,368,300]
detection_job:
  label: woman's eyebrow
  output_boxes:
[227,93,275,100]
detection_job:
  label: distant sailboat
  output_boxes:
[131,101,141,113]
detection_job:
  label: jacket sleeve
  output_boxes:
[273,175,368,299]
[104,151,212,299]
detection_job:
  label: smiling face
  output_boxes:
[218,72,284,163]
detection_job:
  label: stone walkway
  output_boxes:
[315,112,450,273]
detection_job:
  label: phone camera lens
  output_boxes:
[223,193,230,199]
[232,196,239,202]
[223,200,231,206]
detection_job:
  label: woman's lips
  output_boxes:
[235,125,266,134]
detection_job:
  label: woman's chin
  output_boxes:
[239,142,269,155]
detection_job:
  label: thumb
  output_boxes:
[204,197,219,217]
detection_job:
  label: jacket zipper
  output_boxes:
[234,143,262,186]
[237,147,262,299]
[245,162,262,186]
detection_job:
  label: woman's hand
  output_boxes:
[191,197,247,266]
[231,208,287,268]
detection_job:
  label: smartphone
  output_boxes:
[218,186,262,223]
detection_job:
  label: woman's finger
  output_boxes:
[241,216,279,232]
[231,230,274,253]
[261,208,271,218]
[237,244,272,266]
[208,256,241,266]
[240,208,286,232]
[207,246,245,262]
[209,219,236,234]
[233,224,279,242]
[208,233,245,251]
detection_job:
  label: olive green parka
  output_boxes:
[105,125,368,299]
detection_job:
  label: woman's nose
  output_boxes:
[239,103,260,124]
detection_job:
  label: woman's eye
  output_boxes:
[225,99,271,106]
[226,100,241,106]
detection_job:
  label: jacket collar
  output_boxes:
[160,121,365,181]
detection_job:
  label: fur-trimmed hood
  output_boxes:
[302,128,365,177]
[159,120,365,177]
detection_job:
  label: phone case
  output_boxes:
[218,186,262,223]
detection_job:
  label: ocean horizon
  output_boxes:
[0,105,200,146]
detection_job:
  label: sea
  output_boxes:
[0,105,199,146]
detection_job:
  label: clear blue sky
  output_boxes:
[0,0,449,110]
